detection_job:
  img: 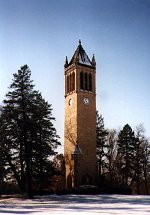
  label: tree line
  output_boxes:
[0,64,149,197]
[96,111,150,194]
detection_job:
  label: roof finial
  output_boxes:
[79,39,81,45]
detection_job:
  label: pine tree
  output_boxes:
[1,65,60,198]
[31,92,60,191]
[117,124,136,186]
[3,65,35,197]
[133,124,145,194]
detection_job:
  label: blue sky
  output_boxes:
[0,0,150,150]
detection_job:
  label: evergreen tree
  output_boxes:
[31,92,60,191]
[133,124,145,194]
[0,104,23,187]
[1,65,60,198]
[117,124,136,186]
[3,65,35,197]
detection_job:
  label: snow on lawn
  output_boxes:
[0,194,150,215]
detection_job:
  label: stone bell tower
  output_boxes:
[64,40,96,189]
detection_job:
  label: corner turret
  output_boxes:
[64,56,68,68]
[92,54,96,67]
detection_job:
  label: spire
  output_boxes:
[92,54,96,67]
[68,41,93,67]
[64,56,68,68]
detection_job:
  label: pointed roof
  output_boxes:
[92,54,96,66]
[68,40,94,67]
[64,56,68,67]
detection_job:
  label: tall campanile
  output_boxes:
[64,41,96,189]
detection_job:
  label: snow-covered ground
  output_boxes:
[0,194,150,215]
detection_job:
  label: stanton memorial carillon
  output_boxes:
[64,40,97,189]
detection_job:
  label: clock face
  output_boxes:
[83,98,89,105]
[69,98,72,106]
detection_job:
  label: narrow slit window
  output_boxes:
[69,74,71,93]
[89,74,92,92]
[80,72,84,90]
[70,73,73,92]
[67,75,69,93]
[72,72,75,91]
[85,73,88,90]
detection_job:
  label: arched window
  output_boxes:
[72,72,75,91]
[67,73,75,94]
[80,72,84,90]
[70,73,73,92]
[89,74,92,92]
[67,75,69,94]
[69,74,71,93]
[84,73,88,90]
[80,72,93,92]
[87,73,89,91]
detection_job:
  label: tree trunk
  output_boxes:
[25,139,33,199]
[20,140,26,193]
[5,152,24,192]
